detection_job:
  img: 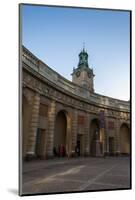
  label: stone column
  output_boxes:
[104,128,109,156]
[104,119,109,156]
[84,113,89,156]
[26,93,40,159]
[115,118,121,155]
[71,109,78,157]
[46,100,56,158]
[89,116,93,156]
[99,115,108,156]
[99,128,104,156]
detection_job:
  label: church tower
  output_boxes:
[72,47,95,93]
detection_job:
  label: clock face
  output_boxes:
[76,71,80,77]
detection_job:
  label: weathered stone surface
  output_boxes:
[22,46,130,159]
[25,93,40,159]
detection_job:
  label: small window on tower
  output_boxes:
[88,72,91,78]
[83,84,87,88]
[76,71,80,77]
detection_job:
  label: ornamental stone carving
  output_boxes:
[22,46,130,160]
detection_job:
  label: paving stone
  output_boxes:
[21,157,131,195]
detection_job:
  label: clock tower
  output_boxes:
[72,48,95,93]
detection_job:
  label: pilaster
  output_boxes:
[100,128,105,155]
[115,118,121,155]
[71,109,78,157]
[104,119,109,156]
[99,117,108,156]
[84,113,89,156]
[46,100,56,158]
[26,93,40,159]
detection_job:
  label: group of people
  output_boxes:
[53,143,81,157]
[53,144,66,157]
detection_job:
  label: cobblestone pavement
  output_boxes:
[21,156,131,195]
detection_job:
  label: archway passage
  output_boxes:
[54,111,67,157]
[90,119,102,156]
[120,123,130,155]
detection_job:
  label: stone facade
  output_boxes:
[22,46,130,160]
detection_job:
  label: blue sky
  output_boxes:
[21,5,130,101]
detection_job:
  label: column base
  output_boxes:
[91,140,103,157]
[25,153,36,161]
[84,152,90,157]
[115,151,121,156]
[45,154,54,159]
[70,151,76,157]
[103,151,109,157]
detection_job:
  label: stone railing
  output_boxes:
[22,46,39,72]
[92,93,129,111]
[22,46,130,112]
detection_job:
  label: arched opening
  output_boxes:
[22,95,31,158]
[120,123,130,155]
[53,111,67,157]
[90,118,102,156]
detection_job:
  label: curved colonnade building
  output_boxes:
[22,46,130,160]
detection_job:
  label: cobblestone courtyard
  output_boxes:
[21,157,131,195]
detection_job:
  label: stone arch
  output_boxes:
[54,110,71,157]
[89,118,102,156]
[120,123,130,155]
[22,95,32,158]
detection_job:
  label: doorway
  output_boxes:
[76,134,84,156]
[109,137,114,156]
[54,111,67,157]
[90,118,101,156]
[35,128,46,158]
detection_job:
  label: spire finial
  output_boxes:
[83,42,85,51]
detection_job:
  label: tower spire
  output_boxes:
[78,44,88,68]
[71,47,95,93]
[83,42,85,52]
